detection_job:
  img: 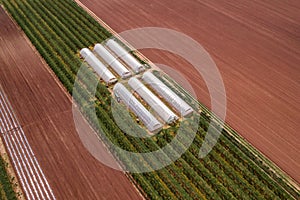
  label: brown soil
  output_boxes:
[78,0,300,183]
[0,7,142,200]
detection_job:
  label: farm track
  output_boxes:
[78,0,300,183]
[0,6,142,200]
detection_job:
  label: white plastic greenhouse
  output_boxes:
[113,83,163,133]
[106,39,145,74]
[94,44,132,79]
[128,77,178,124]
[142,72,194,117]
[80,48,117,84]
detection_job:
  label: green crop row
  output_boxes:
[153,70,299,199]
[2,0,297,199]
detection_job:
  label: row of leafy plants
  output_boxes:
[2,0,297,199]
[153,70,299,199]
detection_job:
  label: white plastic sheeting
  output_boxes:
[106,39,145,74]
[142,72,193,117]
[94,44,132,79]
[128,77,178,124]
[113,83,163,133]
[80,48,117,84]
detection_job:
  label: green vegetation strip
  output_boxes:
[2,0,299,199]
[153,70,300,198]
[0,156,17,200]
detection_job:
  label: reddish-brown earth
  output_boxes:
[78,0,300,183]
[0,7,142,199]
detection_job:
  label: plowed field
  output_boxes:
[0,7,142,199]
[78,0,300,182]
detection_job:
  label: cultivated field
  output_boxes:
[78,0,300,183]
[1,0,299,199]
[0,86,55,200]
[0,6,142,200]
